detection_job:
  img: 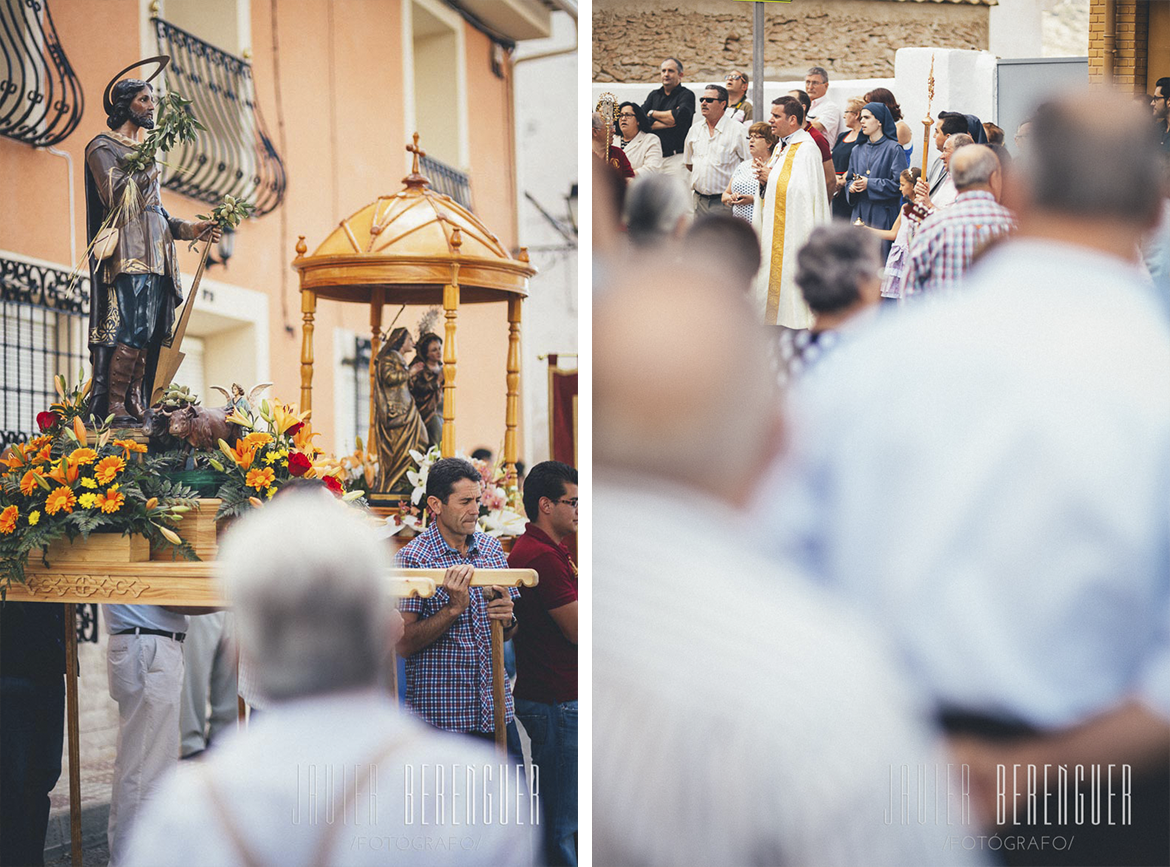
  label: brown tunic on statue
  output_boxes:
[373,343,428,492]
[83,131,198,347]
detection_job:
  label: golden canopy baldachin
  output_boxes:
[292,134,536,491]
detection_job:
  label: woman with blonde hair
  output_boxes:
[831,97,866,220]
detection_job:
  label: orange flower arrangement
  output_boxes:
[45,487,76,516]
[94,455,126,485]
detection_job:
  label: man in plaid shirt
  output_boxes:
[395,458,521,752]
[905,144,1016,297]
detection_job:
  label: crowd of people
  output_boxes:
[595,74,1170,867]
[598,62,1170,351]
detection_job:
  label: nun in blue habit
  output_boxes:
[845,101,909,256]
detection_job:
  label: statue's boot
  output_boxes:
[88,345,113,423]
[107,344,139,428]
[125,351,148,421]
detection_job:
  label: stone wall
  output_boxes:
[593,0,990,83]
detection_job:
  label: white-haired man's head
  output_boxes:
[217,491,399,702]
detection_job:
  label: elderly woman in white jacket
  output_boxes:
[616,102,663,176]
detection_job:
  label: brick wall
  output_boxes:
[1088,0,1149,93]
[593,0,990,84]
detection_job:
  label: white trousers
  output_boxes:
[179,611,237,756]
[106,634,184,867]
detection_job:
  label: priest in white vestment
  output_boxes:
[753,96,831,328]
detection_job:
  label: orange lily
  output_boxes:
[272,402,311,436]
[19,468,45,496]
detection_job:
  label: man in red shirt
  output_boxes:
[508,461,578,866]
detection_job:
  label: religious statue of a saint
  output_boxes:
[373,327,428,492]
[408,331,444,448]
[85,64,219,425]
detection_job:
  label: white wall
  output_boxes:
[516,11,578,466]
[989,0,1045,59]
[894,48,999,172]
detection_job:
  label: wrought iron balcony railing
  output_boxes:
[152,16,286,216]
[0,0,84,147]
[1,254,90,451]
[421,154,474,212]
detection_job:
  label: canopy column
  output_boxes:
[369,287,384,456]
[297,234,315,412]
[504,294,522,479]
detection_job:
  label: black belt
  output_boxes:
[113,627,186,642]
[696,192,723,200]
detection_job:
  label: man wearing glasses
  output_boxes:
[1153,78,1169,154]
[805,66,843,143]
[725,69,751,123]
[684,85,750,217]
[509,461,579,867]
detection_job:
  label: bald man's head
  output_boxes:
[595,254,782,505]
[951,144,1001,191]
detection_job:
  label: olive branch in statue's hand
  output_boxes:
[190,195,255,250]
[120,92,205,174]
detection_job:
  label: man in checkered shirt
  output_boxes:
[905,144,1016,297]
[395,458,521,753]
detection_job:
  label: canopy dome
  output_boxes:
[292,135,535,305]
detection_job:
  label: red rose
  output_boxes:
[36,412,59,432]
[286,422,304,437]
[323,475,343,495]
[287,452,312,477]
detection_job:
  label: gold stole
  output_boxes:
[765,142,803,325]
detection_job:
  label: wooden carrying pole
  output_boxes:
[64,604,82,867]
[491,614,507,753]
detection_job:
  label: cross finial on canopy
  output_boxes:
[407,132,425,174]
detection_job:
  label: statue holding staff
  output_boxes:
[84,58,220,425]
